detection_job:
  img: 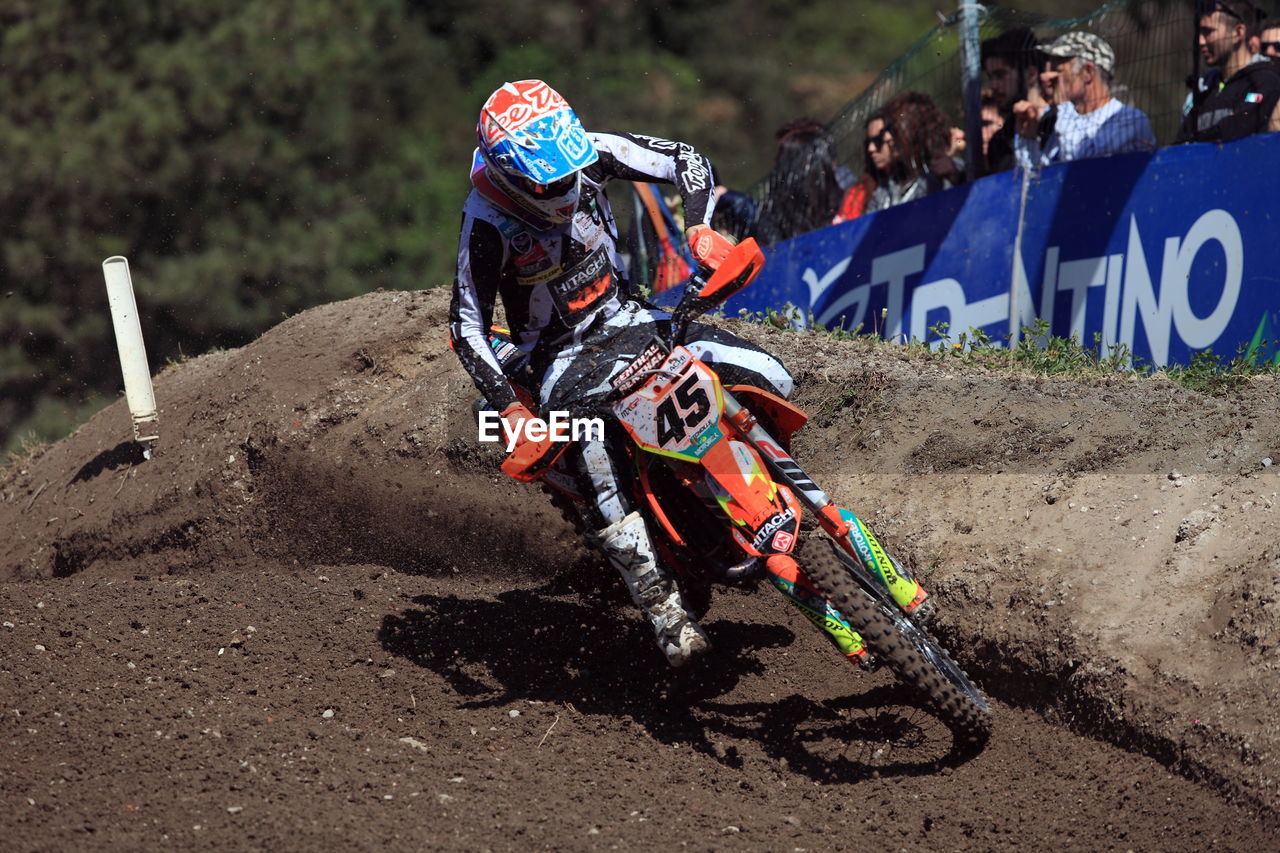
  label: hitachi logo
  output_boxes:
[752,508,795,550]
[552,248,608,296]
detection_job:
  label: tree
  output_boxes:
[0,0,470,449]
[2,0,962,451]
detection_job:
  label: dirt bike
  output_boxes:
[485,239,992,741]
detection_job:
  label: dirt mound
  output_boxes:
[2,287,1278,849]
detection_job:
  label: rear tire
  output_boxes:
[797,536,992,743]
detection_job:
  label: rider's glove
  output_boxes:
[498,402,567,483]
[499,402,536,445]
[686,224,736,272]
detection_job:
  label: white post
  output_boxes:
[101,256,159,457]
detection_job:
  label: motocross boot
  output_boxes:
[595,512,710,667]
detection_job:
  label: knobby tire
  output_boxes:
[798,537,992,744]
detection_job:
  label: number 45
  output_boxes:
[655,372,711,446]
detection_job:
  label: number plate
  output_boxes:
[612,346,723,461]
[610,341,667,396]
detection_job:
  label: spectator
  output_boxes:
[831,114,889,225]
[980,27,1042,174]
[865,92,959,213]
[753,122,847,245]
[980,92,1006,159]
[1246,5,1270,55]
[1013,32,1156,168]
[947,124,968,166]
[713,117,864,243]
[766,117,858,190]
[1177,0,1280,142]
[864,113,893,178]
[1261,15,1280,58]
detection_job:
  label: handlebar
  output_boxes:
[668,237,766,348]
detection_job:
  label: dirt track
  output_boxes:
[2,287,1278,850]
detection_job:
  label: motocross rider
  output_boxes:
[449,80,794,667]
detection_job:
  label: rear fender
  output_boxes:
[501,436,569,483]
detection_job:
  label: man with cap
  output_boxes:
[1176,0,1280,143]
[1012,31,1156,168]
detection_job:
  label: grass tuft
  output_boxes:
[738,310,1280,395]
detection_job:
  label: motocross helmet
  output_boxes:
[475,80,599,229]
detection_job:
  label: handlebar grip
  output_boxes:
[699,238,766,304]
[501,436,568,483]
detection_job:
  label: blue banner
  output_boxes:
[725,133,1280,367]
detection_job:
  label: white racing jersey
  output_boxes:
[448,132,716,412]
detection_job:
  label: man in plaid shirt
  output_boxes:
[1013,31,1156,169]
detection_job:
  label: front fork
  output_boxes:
[814,505,929,613]
[764,554,869,661]
[722,393,928,660]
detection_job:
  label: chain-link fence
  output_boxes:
[640,1,1263,287]
[826,0,1202,175]
[716,0,1223,245]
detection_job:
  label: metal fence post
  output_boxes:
[959,1,984,181]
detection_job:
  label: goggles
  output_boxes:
[510,172,577,198]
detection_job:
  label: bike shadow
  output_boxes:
[379,580,977,783]
[379,585,769,709]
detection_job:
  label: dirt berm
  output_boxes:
[2,286,1278,850]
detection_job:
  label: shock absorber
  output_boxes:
[763,554,874,669]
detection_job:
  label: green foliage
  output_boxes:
[1161,346,1280,395]
[922,319,1143,377]
[0,0,1156,452]
[0,0,472,451]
